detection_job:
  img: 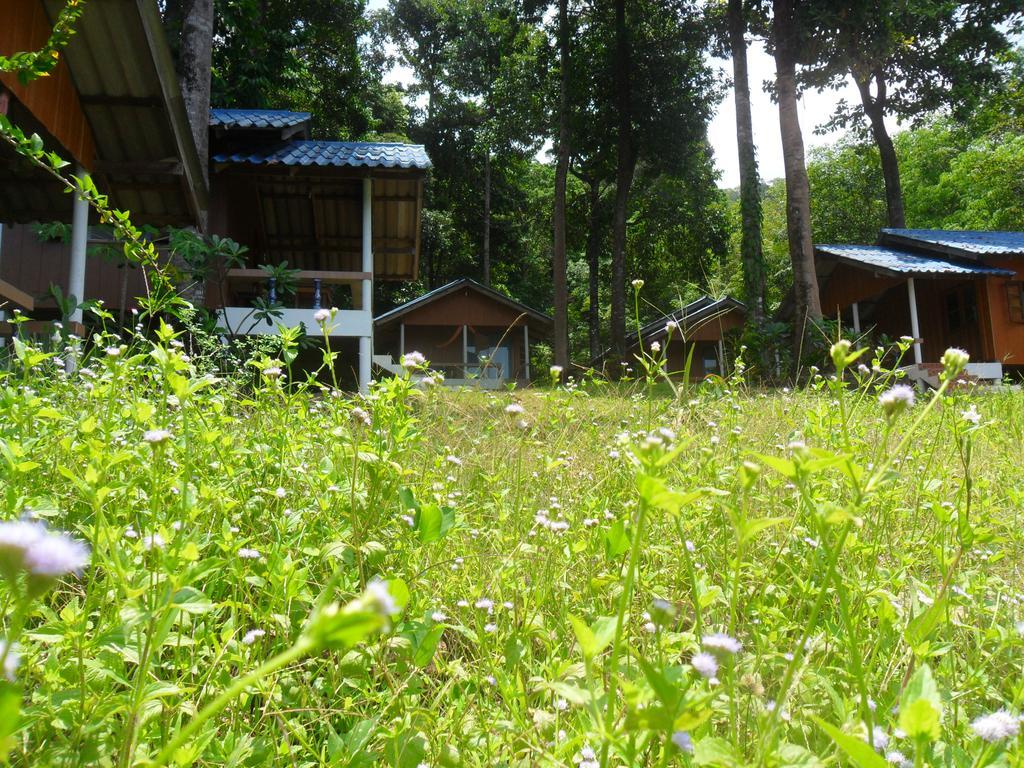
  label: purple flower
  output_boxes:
[671,731,694,753]
[0,520,89,583]
[972,710,1020,742]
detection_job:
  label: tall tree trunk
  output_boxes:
[854,72,905,228]
[176,0,213,198]
[585,178,603,362]
[728,0,766,329]
[551,0,570,372]
[609,0,634,362]
[483,149,491,286]
[168,0,213,308]
[772,0,821,358]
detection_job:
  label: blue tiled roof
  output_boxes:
[213,140,431,170]
[816,244,1014,276]
[882,228,1024,255]
[210,108,311,130]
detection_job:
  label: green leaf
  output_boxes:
[637,473,702,516]
[814,717,889,768]
[413,625,445,667]
[739,516,788,545]
[899,663,942,742]
[171,587,215,615]
[904,597,948,648]
[0,681,21,745]
[604,519,629,560]
[693,736,740,768]
[568,614,597,658]
[752,453,797,479]
[415,502,443,543]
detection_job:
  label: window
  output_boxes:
[1006,281,1024,324]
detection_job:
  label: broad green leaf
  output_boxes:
[605,519,629,560]
[814,717,889,768]
[171,587,214,615]
[568,614,597,658]
[413,625,445,667]
[416,502,442,543]
[899,663,942,737]
[904,597,948,648]
[752,453,797,479]
[693,736,740,767]
[899,699,941,742]
[739,516,788,545]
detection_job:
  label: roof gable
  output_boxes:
[376,279,551,328]
[211,108,311,130]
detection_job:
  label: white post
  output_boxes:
[68,165,89,325]
[399,322,405,360]
[851,301,861,335]
[907,278,922,365]
[358,177,373,391]
[462,325,468,377]
[523,323,530,381]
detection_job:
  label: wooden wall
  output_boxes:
[0,0,95,169]
[398,287,530,328]
[980,257,1024,366]
[0,224,147,312]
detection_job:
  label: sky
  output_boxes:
[365,0,888,189]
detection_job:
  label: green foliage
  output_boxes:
[2,332,1023,765]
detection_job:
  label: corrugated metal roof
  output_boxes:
[882,228,1024,255]
[210,108,311,130]
[638,296,745,341]
[375,278,551,326]
[214,140,432,170]
[816,244,1014,276]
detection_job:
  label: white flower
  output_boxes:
[0,641,20,681]
[504,403,525,415]
[878,385,915,417]
[143,429,172,444]
[942,347,970,374]
[961,405,981,425]
[971,710,1020,742]
[484,623,497,633]
[242,629,266,645]
[885,751,911,768]
[366,579,400,616]
[237,548,261,560]
[475,598,494,612]
[431,611,447,622]
[671,731,694,753]
[105,346,122,357]
[869,726,889,751]
[631,279,644,290]
[702,632,742,655]
[141,534,164,551]
[275,487,287,499]
[262,366,282,378]
[401,351,426,370]
[550,365,563,376]
[313,308,332,325]
[691,651,719,679]
[665,320,679,334]
[650,341,661,353]
[0,522,91,580]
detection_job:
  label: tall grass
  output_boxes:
[1,322,1022,767]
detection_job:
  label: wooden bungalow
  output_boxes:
[816,229,1024,384]
[0,2,431,390]
[0,0,206,336]
[373,278,552,387]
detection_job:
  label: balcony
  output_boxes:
[217,269,372,338]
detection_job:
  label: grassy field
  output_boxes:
[1,330,1023,768]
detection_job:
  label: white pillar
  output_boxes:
[68,165,89,325]
[359,177,373,391]
[523,323,530,381]
[907,278,922,365]
[399,322,405,359]
[462,325,468,376]
[851,301,861,335]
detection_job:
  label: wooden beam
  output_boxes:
[227,269,371,284]
[0,88,9,116]
[0,279,34,311]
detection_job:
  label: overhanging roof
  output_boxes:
[214,140,432,170]
[0,0,207,227]
[881,228,1024,257]
[211,108,311,131]
[636,296,746,344]
[816,244,1014,277]
[375,278,552,328]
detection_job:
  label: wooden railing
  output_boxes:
[226,269,371,310]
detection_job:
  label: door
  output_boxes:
[942,283,982,359]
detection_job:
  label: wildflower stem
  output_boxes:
[150,637,314,768]
[600,495,648,768]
